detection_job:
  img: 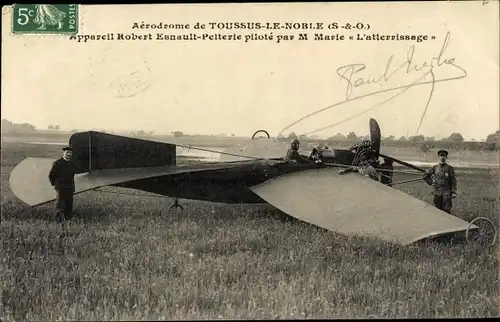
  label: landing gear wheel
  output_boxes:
[466,217,496,247]
[251,130,270,140]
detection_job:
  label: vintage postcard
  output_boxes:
[1,2,499,320]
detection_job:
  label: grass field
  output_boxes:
[1,142,499,320]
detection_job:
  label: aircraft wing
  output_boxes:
[8,157,245,207]
[249,167,476,245]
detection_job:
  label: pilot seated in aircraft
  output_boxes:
[285,138,318,164]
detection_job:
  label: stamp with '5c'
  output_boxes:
[12,4,79,34]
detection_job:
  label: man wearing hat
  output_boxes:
[423,149,457,214]
[48,146,79,221]
[285,138,314,164]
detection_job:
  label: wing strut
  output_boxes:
[379,153,426,173]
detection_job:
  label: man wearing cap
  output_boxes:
[48,146,79,221]
[423,149,457,214]
[285,138,313,164]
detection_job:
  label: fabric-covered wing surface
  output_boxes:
[8,157,242,207]
[219,138,289,162]
[250,168,476,245]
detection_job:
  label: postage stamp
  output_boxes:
[12,4,79,34]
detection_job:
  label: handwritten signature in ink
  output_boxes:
[337,31,461,101]
[278,31,467,137]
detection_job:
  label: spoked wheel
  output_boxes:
[465,217,497,247]
[251,130,271,140]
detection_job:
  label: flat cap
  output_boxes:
[62,146,74,151]
[437,149,448,156]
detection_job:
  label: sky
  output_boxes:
[2,2,499,140]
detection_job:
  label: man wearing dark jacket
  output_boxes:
[285,138,312,164]
[378,157,394,186]
[48,146,79,221]
[423,149,457,214]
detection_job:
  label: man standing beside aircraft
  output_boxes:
[378,157,394,186]
[48,146,79,222]
[423,149,457,214]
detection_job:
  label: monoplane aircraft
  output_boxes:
[9,118,496,246]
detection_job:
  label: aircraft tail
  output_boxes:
[69,131,177,173]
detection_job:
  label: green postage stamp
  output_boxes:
[12,4,79,34]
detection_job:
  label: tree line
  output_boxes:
[2,118,498,151]
[278,131,499,152]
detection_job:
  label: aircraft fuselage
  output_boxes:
[113,158,336,204]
